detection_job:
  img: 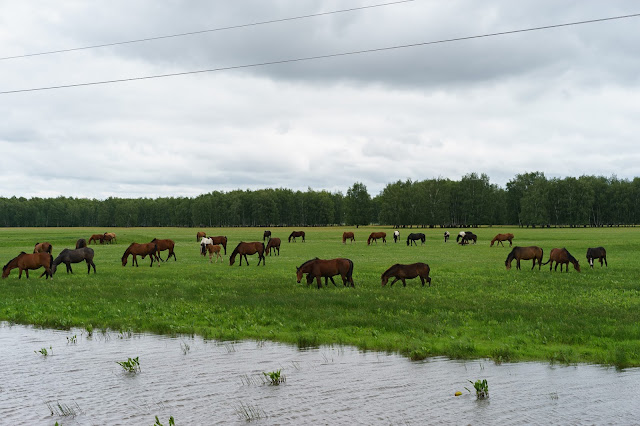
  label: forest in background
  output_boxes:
[1,172,639,228]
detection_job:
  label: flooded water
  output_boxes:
[0,323,638,425]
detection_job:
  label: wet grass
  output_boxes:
[1,226,639,367]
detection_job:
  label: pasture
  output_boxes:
[1,226,639,367]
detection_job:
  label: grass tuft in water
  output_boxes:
[153,415,175,426]
[35,346,52,356]
[234,402,267,421]
[47,400,81,418]
[116,356,141,373]
[469,379,489,399]
[262,369,285,385]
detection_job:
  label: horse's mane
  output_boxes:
[298,257,320,269]
[381,263,401,276]
[564,248,578,264]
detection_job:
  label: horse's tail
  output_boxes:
[346,258,354,279]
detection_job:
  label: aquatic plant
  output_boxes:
[67,334,77,345]
[153,415,175,426]
[117,356,141,373]
[234,402,266,421]
[180,341,190,355]
[35,346,52,356]
[262,369,285,385]
[47,400,81,417]
[469,379,489,399]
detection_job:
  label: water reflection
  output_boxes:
[0,323,638,425]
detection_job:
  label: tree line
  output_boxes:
[1,172,639,227]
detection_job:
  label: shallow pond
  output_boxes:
[0,323,638,425]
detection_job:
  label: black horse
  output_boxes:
[586,247,607,268]
[458,231,477,245]
[51,247,96,275]
[406,233,426,246]
[263,230,271,242]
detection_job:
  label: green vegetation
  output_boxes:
[469,379,489,399]
[262,370,285,385]
[116,357,141,373]
[1,226,639,367]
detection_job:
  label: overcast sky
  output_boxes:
[1,0,639,199]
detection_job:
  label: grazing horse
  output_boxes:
[381,263,431,287]
[296,258,354,289]
[229,242,265,266]
[266,237,281,256]
[444,231,450,242]
[88,234,104,245]
[103,232,117,244]
[543,248,581,272]
[209,236,228,254]
[586,247,607,268]
[196,231,206,242]
[76,238,87,249]
[458,232,477,245]
[393,230,400,243]
[151,238,177,261]
[2,252,53,279]
[367,232,386,245]
[288,231,305,242]
[342,232,355,244]
[33,242,52,254]
[263,230,272,242]
[202,243,222,263]
[490,233,514,247]
[406,233,426,246]
[505,246,544,270]
[121,242,158,267]
[50,247,96,275]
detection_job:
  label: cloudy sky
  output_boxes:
[1,0,639,199]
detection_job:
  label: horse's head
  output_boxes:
[381,274,389,287]
[296,266,303,283]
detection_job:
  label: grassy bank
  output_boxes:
[1,226,639,367]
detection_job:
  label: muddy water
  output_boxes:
[0,323,638,425]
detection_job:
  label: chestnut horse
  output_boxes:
[586,247,607,268]
[33,242,52,254]
[367,232,386,245]
[296,258,354,289]
[209,236,228,254]
[122,242,158,267]
[543,248,581,272]
[196,231,206,242]
[288,231,305,242]
[76,238,87,249]
[505,246,544,270]
[266,237,281,256]
[263,230,271,242]
[2,252,53,279]
[202,243,222,263]
[342,232,355,244]
[230,242,265,266]
[381,263,431,287]
[88,234,104,244]
[490,233,514,247]
[103,232,117,244]
[151,238,177,261]
[406,233,425,246]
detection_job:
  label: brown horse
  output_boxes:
[490,233,514,247]
[342,232,355,244]
[33,242,52,254]
[203,244,222,263]
[543,248,581,272]
[265,237,281,256]
[229,242,265,266]
[296,258,354,289]
[288,231,305,242]
[88,234,104,244]
[103,232,117,244]
[209,236,228,254]
[381,263,431,287]
[586,247,607,268]
[76,238,87,249]
[122,242,158,267]
[367,232,386,245]
[196,231,206,242]
[2,252,53,279]
[150,238,177,261]
[263,230,272,242]
[505,246,544,270]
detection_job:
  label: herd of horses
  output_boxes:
[505,245,607,272]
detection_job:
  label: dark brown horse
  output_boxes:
[196,231,206,242]
[122,242,158,267]
[76,238,87,249]
[50,247,96,275]
[33,242,52,254]
[381,263,431,287]
[265,237,281,256]
[543,248,581,272]
[367,232,386,245]
[490,233,514,247]
[2,252,53,279]
[288,231,305,242]
[406,233,425,246]
[151,238,177,261]
[296,258,354,289]
[229,242,265,266]
[342,232,355,244]
[586,247,607,268]
[263,230,272,242]
[209,236,228,254]
[505,246,544,270]
[88,234,104,244]
[458,232,477,245]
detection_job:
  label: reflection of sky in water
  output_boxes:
[1,323,638,425]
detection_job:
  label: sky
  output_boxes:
[1,0,639,199]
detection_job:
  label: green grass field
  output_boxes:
[1,226,639,367]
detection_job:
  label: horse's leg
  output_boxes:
[603,257,607,267]
[420,276,425,286]
[25,269,29,279]
[402,278,407,287]
[88,259,96,273]
[389,277,400,287]
[68,263,73,274]
[316,276,322,289]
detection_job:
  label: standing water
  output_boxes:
[0,323,638,425]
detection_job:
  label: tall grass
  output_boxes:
[1,226,639,366]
